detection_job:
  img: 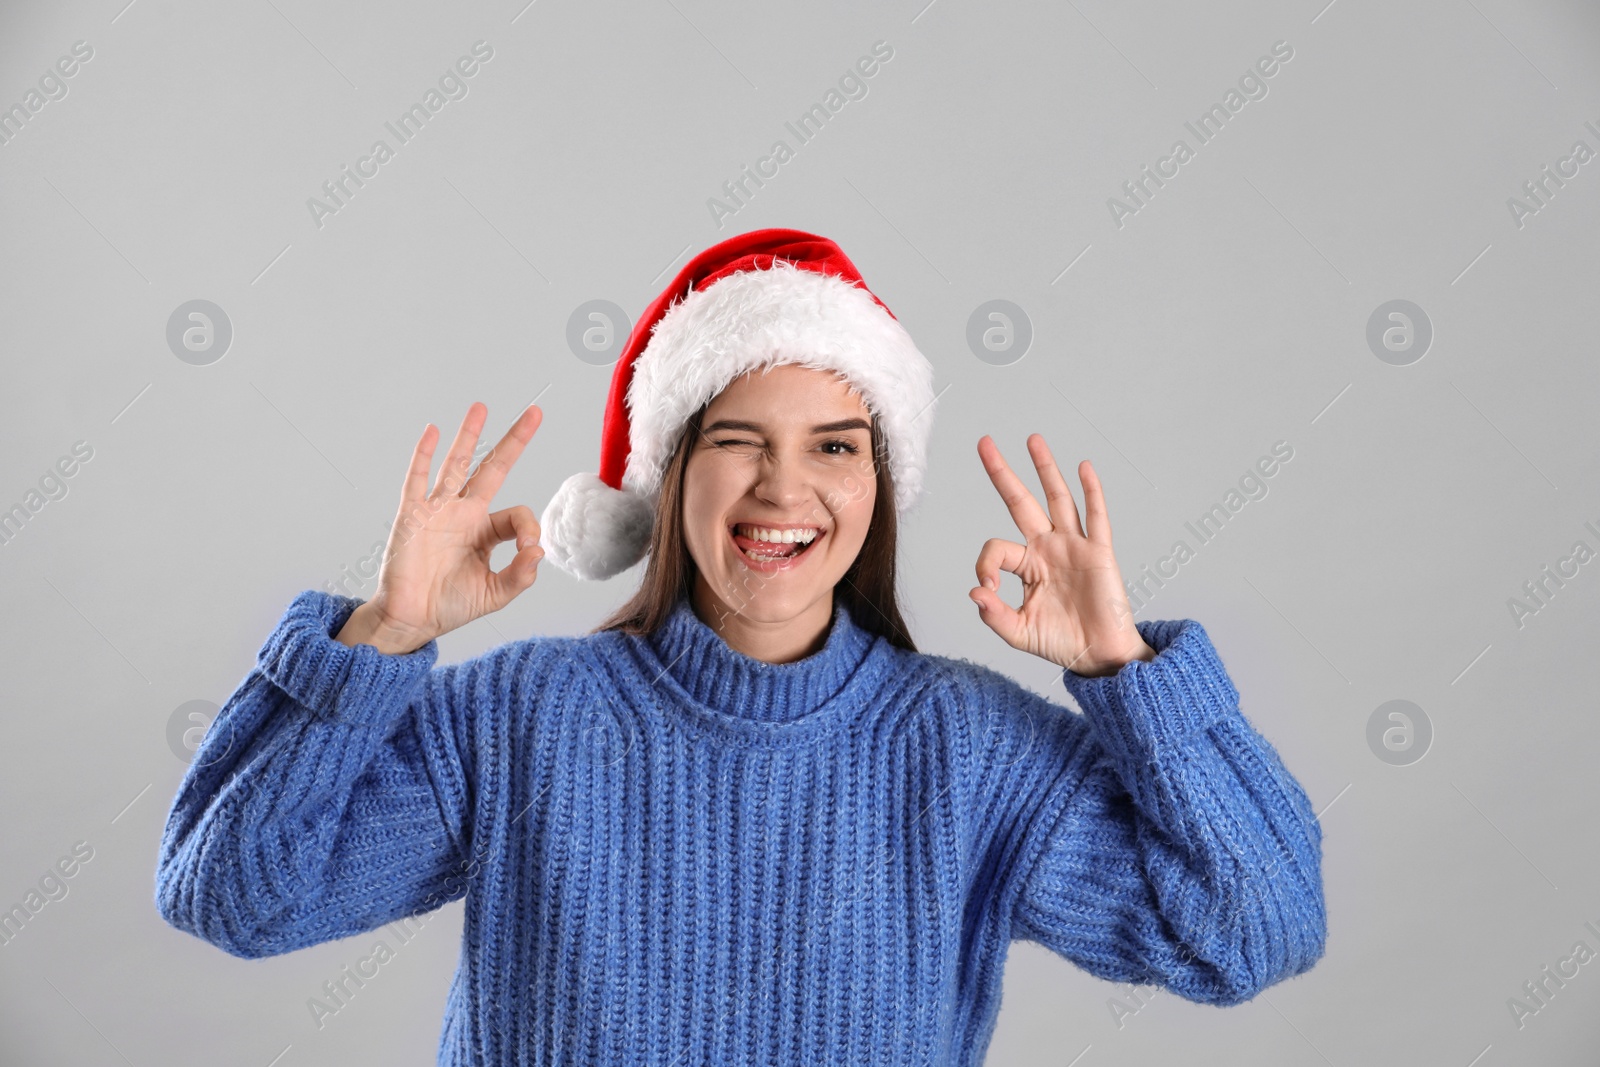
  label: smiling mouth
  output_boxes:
[729,524,824,564]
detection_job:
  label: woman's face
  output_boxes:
[682,362,877,626]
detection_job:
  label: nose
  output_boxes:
[749,447,810,509]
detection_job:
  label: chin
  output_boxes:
[718,574,827,615]
[700,558,839,622]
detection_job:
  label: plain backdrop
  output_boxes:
[2,0,1599,1064]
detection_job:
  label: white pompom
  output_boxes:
[538,472,654,581]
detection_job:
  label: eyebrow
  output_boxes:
[702,418,872,435]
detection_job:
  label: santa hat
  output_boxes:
[539,227,937,581]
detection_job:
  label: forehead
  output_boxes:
[704,363,872,423]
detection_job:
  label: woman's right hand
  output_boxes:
[336,402,545,655]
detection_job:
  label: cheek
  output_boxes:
[680,477,709,555]
[827,476,876,543]
[682,456,736,557]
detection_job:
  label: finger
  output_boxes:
[970,539,1026,644]
[969,581,1025,646]
[486,505,542,551]
[485,506,544,609]
[433,402,488,499]
[400,423,440,510]
[976,435,1052,541]
[974,537,1027,593]
[463,405,544,505]
[1078,459,1112,545]
[1026,434,1084,538]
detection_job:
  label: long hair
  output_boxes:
[591,397,918,653]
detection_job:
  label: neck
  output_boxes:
[690,576,834,664]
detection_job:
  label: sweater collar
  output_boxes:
[643,594,876,723]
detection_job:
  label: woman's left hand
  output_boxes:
[969,434,1156,678]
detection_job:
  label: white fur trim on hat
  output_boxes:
[623,260,936,514]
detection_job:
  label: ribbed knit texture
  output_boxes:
[155,589,1326,1065]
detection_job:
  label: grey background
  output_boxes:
[2,0,1597,1063]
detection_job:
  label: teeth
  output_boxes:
[734,524,818,545]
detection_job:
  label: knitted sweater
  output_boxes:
[155,589,1326,1065]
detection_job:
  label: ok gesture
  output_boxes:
[968,434,1155,678]
[336,403,545,655]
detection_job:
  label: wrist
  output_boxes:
[334,602,431,656]
[1065,639,1157,678]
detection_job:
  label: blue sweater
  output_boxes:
[156,589,1326,1065]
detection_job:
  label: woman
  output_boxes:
[156,230,1325,1066]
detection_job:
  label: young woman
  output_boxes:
[156,230,1325,1066]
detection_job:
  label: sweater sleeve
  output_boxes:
[155,589,483,960]
[967,619,1326,1006]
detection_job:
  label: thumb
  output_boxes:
[969,585,1024,647]
[488,542,544,609]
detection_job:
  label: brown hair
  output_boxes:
[591,397,918,652]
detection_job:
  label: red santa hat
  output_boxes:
[539,227,937,581]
